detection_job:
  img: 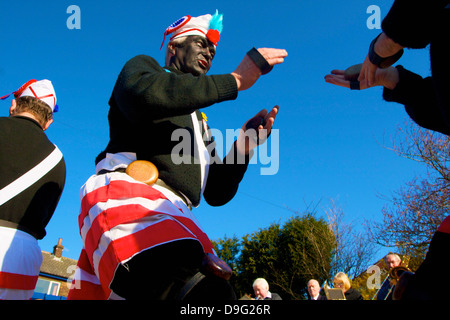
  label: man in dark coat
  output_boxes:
[68,11,287,300]
[325,0,450,300]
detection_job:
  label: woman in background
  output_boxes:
[332,272,363,300]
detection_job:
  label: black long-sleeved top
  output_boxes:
[97,54,250,207]
[0,116,66,239]
[381,0,449,49]
[344,288,363,300]
[381,1,450,135]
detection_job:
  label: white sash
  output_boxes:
[191,112,210,203]
[0,146,63,207]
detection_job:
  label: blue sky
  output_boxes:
[0,1,431,262]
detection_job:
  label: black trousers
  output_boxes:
[109,239,236,300]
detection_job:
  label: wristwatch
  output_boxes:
[368,33,404,68]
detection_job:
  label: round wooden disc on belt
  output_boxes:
[125,160,159,185]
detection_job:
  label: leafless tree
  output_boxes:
[325,199,378,279]
[368,120,450,267]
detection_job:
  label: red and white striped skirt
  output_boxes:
[67,171,214,300]
[0,227,42,300]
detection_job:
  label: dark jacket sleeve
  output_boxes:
[381,0,449,48]
[383,65,450,136]
[112,55,238,122]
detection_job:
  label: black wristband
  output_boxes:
[349,81,360,90]
[368,33,404,69]
[246,47,273,75]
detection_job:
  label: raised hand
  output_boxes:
[236,105,279,155]
[324,64,400,91]
[232,48,288,91]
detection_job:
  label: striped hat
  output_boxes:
[160,10,223,49]
[1,79,58,112]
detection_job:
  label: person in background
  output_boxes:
[332,272,363,300]
[307,279,326,300]
[252,278,282,300]
[375,253,402,300]
[384,253,402,270]
[0,80,66,299]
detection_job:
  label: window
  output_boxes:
[34,279,61,296]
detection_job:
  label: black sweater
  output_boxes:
[0,116,66,239]
[97,54,250,207]
[344,288,363,300]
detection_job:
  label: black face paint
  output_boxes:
[172,36,215,76]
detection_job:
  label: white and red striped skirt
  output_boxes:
[0,227,42,300]
[67,171,214,300]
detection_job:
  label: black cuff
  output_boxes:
[350,81,360,90]
[368,33,404,68]
[247,47,273,75]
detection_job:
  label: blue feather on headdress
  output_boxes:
[209,10,223,33]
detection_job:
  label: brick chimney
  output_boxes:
[52,238,64,258]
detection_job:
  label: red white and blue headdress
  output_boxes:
[160,10,223,49]
[1,79,59,112]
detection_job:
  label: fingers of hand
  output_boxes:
[358,56,378,85]
[324,73,350,89]
[257,48,288,66]
[265,106,279,124]
[330,70,346,76]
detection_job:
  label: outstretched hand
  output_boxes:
[358,32,404,87]
[324,65,400,91]
[232,48,288,91]
[236,106,279,155]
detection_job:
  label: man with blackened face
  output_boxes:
[68,10,287,300]
[167,35,216,76]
